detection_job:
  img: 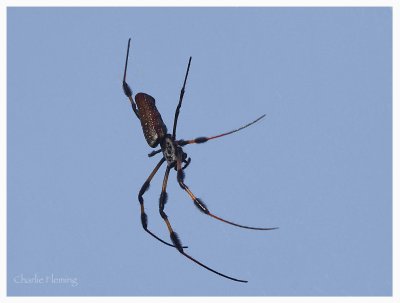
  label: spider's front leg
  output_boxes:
[122,38,139,119]
[181,157,191,170]
[148,149,162,157]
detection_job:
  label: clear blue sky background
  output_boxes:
[7,7,392,296]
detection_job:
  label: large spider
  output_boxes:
[122,38,277,283]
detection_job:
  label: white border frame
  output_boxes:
[1,1,397,302]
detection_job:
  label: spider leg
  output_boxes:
[182,157,191,170]
[176,114,266,147]
[176,159,278,231]
[172,57,192,140]
[138,157,187,249]
[122,38,139,119]
[159,164,247,283]
[148,148,162,157]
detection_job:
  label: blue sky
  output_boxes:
[7,7,392,296]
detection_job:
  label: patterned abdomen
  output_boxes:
[135,93,167,148]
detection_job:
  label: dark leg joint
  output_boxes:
[159,210,168,220]
[170,232,184,253]
[123,81,132,98]
[177,170,185,183]
[139,180,150,197]
[159,191,168,206]
[138,195,144,204]
[141,213,148,229]
[194,198,209,214]
[194,137,208,144]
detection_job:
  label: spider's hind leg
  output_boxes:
[158,165,184,251]
[137,158,187,249]
[176,159,278,231]
[158,164,247,283]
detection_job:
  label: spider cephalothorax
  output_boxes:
[161,135,180,166]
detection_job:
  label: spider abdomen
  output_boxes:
[135,93,167,148]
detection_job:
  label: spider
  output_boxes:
[122,38,277,283]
